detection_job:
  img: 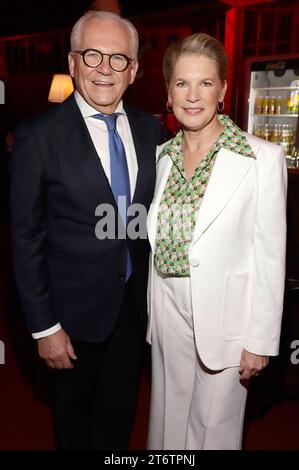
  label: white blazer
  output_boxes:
[147,133,288,370]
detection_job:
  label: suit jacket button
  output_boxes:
[118,274,125,281]
[189,258,199,267]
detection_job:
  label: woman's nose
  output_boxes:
[186,87,200,102]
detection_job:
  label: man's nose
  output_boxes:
[96,55,112,73]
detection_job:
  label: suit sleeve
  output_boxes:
[244,143,287,356]
[10,122,58,333]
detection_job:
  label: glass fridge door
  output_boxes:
[247,58,299,166]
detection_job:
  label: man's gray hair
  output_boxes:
[70,10,139,59]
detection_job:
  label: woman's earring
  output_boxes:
[166,102,173,113]
[217,100,225,112]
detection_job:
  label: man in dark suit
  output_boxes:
[10,10,161,450]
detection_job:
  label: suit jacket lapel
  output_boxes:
[50,94,116,209]
[125,104,150,205]
[147,147,255,251]
[191,148,255,246]
[147,154,173,250]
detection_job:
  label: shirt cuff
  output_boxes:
[32,323,62,339]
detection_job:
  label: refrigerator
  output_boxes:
[245,57,299,166]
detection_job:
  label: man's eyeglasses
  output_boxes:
[72,49,134,72]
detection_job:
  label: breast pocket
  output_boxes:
[221,271,251,340]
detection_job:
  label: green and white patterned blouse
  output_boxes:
[154,114,256,276]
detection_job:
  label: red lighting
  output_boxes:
[220,0,276,6]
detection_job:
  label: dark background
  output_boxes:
[0,0,211,36]
[0,0,299,452]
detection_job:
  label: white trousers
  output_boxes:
[147,268,248,450]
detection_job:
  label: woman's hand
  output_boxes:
[239,349,269,380]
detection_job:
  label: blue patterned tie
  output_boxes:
[93,113,132,280]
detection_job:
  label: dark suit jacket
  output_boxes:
[10,93,162,342]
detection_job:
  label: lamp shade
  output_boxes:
[48,74,74,102]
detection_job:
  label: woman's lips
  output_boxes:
[183,107,203,114]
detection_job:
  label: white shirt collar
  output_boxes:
[74,90,125,118]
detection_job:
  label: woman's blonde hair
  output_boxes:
[163,33,228,87]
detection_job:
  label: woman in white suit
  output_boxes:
[146,33,287,450]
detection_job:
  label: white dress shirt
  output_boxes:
[32,91,138,339]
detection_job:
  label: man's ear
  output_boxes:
[68,53,75,78]
[129,60,139,85]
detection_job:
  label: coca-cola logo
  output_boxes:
[265,62,286,77]
[265,62,286,71]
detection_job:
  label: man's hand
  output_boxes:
[239,349,269,380]
[37,329,77,369]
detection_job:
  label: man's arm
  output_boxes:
[10,122,56,332]
[10,122,76,368]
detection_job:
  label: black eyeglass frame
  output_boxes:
[72,48,134,72]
